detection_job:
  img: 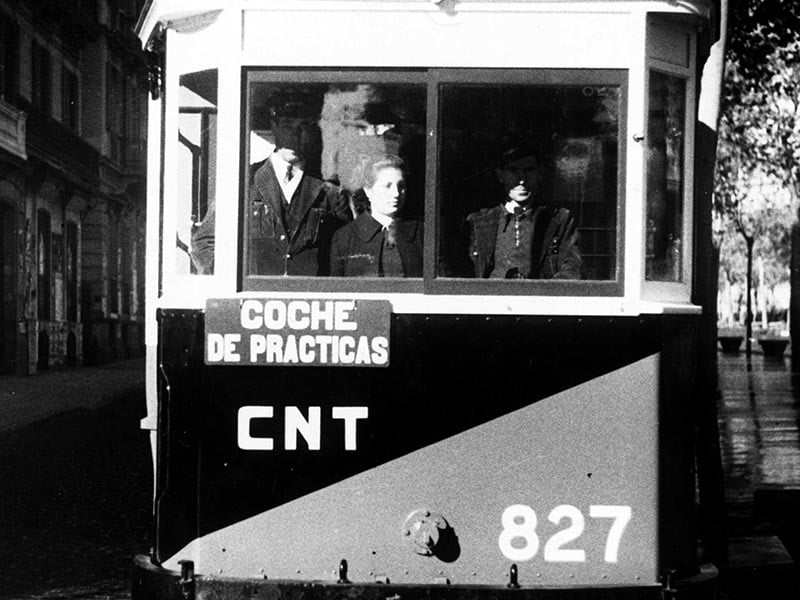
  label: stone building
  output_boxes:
[0,0,147,375]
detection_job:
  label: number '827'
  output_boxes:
[499,505,632,563]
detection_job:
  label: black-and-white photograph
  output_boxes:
[0,1,799,599]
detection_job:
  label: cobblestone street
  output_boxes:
[0,382,151,600]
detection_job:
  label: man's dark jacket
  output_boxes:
[467,204,581,279]
[330,212,423,277]
[249,156,351,276]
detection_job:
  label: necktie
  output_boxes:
[284,164,294,185]
[384,222,396,248]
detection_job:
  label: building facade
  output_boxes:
[0,0,147,375]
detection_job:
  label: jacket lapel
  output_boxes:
[260,157,287,212]
[355,213,383,244]
[287,175,324,244]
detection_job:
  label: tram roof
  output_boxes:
[136,0,718,48]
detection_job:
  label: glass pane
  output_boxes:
[245,79,426,278]
[645,71,685,282]
[177,69,218,275]
[438,83,619,281]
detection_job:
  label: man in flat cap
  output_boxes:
[466,141,581,279]
[248,101,352,276]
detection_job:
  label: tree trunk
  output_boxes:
[745,235,754,355]
[791,214,800,369]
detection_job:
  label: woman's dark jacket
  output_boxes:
[329,212,423,277]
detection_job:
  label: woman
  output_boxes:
[329,156,423,277]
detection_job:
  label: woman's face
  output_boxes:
[365,167,406,219]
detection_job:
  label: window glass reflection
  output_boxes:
[245,80,426,277]
[646,70,685,282]
[438,84,619,281]
[177,69,217,275]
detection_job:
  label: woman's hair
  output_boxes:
[348,154,406,214]
[358,154,405,190]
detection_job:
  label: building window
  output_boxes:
[0,16,19,100]
[108,208,121,315]
[37,210,52,321]
[31,41,52,116]
[62,67,80,132]
[123,73,145,168]
[121,218,132,315]
[66,221,78,321]
[106,63,123,163]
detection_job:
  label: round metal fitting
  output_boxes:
[401,509,449,556]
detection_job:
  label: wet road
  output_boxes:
[0,391,151,600]
[717,350,800,530]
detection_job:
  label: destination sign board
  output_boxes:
[204,298,391,367]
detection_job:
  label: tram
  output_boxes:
[133,1,724,598]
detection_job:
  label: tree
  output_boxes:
[714,2,800,351]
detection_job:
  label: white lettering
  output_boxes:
[285,406,321,450]
[207,333,225,362]
[283,334,299,363]
[310,300,335,330]
[266,334,283,362]
[332,406,368,450]
[263,300,287,329]
[334,301,357,331]
[249,334,267,362]
[339,336,355,364]
[237,406,274,450]
[316,335,332,362]
[240,299,263,329]
[355,336,371,364]
[223,334,241,362]
[287,301,310,330]
[299,335,316,363]
[371,337,389,365]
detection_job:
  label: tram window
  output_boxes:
[645,70,686,282]
[243,74,426,278]
[437,82,621,283]
[178,69,218,275]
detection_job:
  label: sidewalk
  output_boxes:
[717,348,800,599]
[0,357,145,433]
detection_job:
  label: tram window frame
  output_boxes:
[427,68,626,297]
[241,68,429,294]
[240,68,627,297]
[642,17,696,302]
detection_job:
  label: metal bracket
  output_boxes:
[660,568,678,600]
[179,559,195,600]
[507,564,520,589]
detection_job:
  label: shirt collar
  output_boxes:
[371,211,393,229]
[270,152,304,174]
[503,200,533,216]
[271,153,305,201]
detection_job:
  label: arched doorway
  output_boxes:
[37,329,49,371]
[66,331,77,367]
[0,201,17,374]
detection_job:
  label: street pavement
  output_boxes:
[0,358,146,434]
[0,358,150,600]
[717,347,800,599]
